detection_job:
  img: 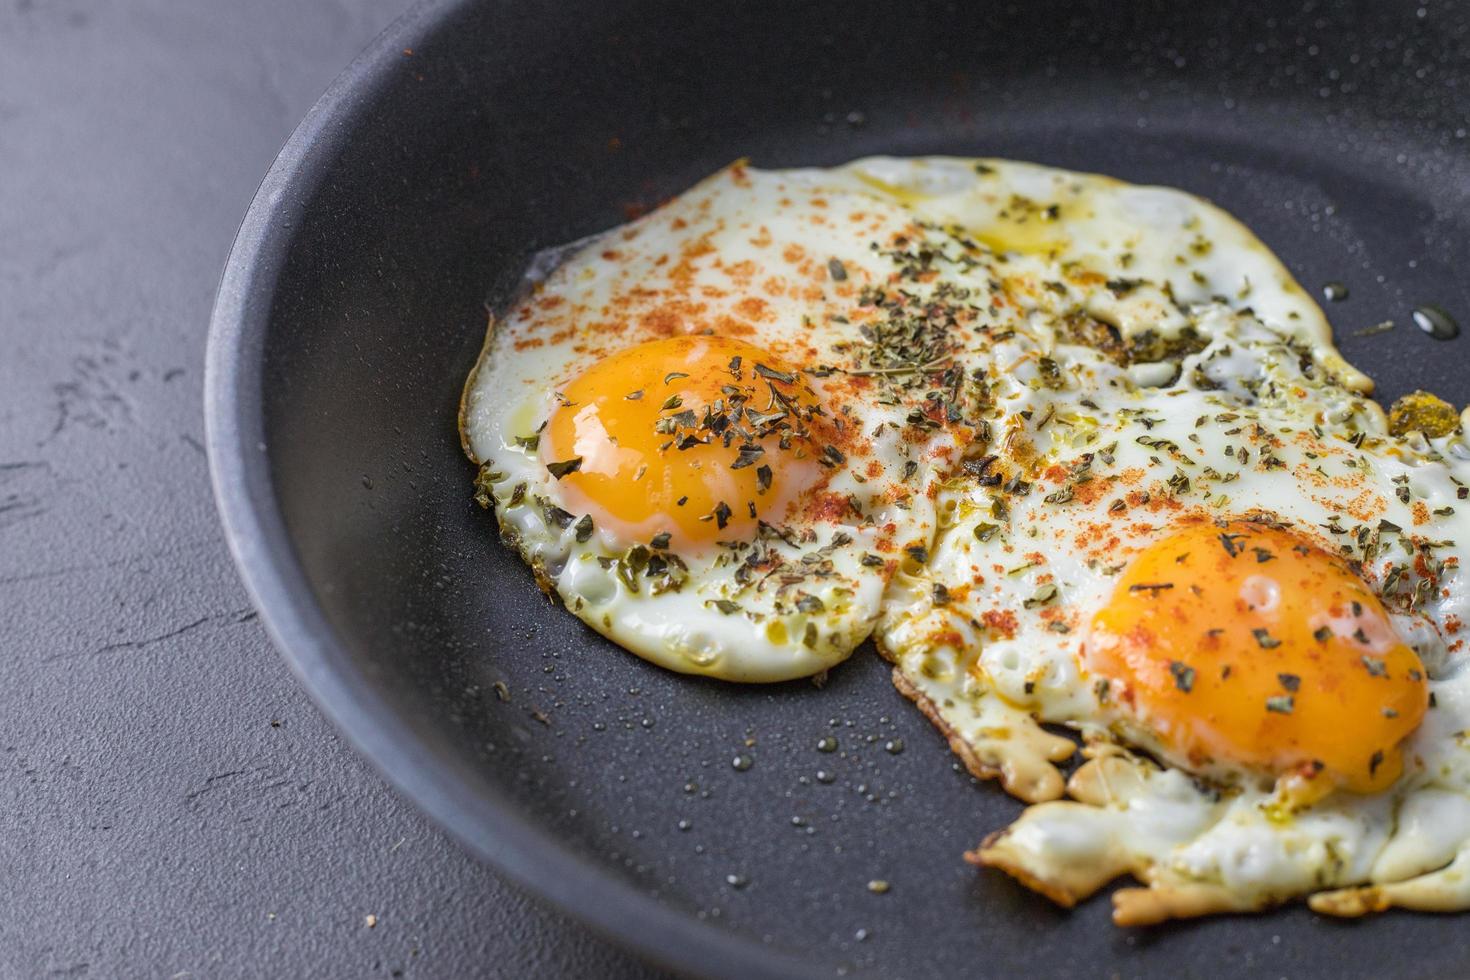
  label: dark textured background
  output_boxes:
[16,0,1470,974]
[0,1,662,975]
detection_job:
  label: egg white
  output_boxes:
[461,160,1021,681]
[873,209,1470,919]
[462,156,1470,921]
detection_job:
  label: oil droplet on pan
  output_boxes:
[1413,305,1460,340]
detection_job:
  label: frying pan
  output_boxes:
[205,0,1470,975]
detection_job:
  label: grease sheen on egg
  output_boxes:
[1087,519,1428,796]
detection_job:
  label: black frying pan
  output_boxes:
[206,1,1470,975]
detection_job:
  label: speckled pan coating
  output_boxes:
[208,1,1470,976]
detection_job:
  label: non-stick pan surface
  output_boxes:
[207,1,1470,975]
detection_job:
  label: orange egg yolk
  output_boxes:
[542,335,833,552]
[1083,519,1428,795]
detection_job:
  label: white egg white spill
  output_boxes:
[460,157,1470,924]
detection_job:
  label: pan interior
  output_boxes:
[248,1,1470,975]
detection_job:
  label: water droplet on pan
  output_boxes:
[1413,305,1460,340]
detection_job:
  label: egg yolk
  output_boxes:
[542,335,833,552]
[1083,519,1428,795]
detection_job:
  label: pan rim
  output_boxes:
[202,1,808,975]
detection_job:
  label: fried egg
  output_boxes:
[461,160,1011,681]
[462,156,1470,923]
[872,177,1470,922]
